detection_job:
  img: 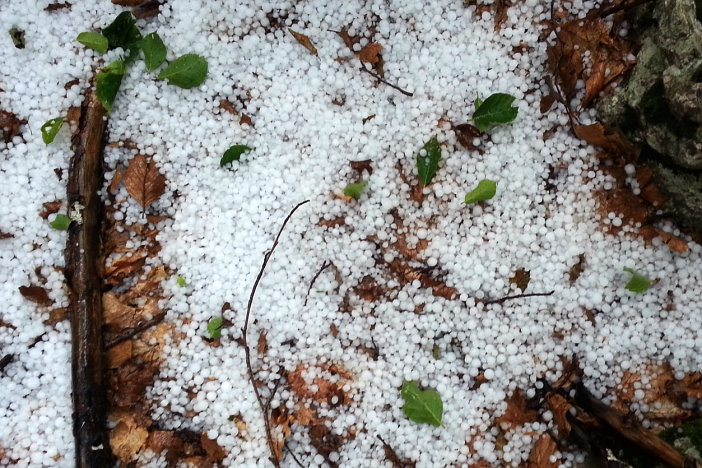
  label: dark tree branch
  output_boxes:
[483,290,555,305]
[65,79,113,467]
[105,312,166,349]
[240,200,309,468]
[359,62,414,97]
[304,260,331,306]
[0,354,13,373]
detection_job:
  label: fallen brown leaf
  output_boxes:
[110,420,149,462]
[257,330,267,356]
[201,432,226,463]
[509,268,531,292]
[546,393,572,437]
[350,159,373,174]
[109,166,124,194]
[288,28,318,55]
[0,231,12,239]
[495,389,539,429]
[573,123,638,157]
[336,27,360,50]
[287,364,350,404]
[18,285,52,305]
[105,251,149,284]
[568,254,586,285]
[525,434,560,468]
[359,43,382,64]
[124,154,166,211]
[39,200,62,219]
[219,99,237,115]
[453,123,483,153]
[0,110,24,143]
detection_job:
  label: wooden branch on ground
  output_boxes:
[483,290,555,305]
[304,260,331,306]
[240,200,309,468]
[573,382,689,468]
[359,62,414,97]
[105,311,166,349]
[64,82,113,467]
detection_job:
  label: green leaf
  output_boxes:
[141,32,166,71]
[9,27,25,49]
[157,54,208,89]
[41,117,64,144]
[76,32,108,54]
[471,93,518,132]
[50,214,71,231]
[416,137,441,186]
[176,275,186,287]
[343,181,368,199]
[207,317,222,340]
[623,267,651,293]
[463,179,497,204]
[96,60,127,113]
[401,381,444,427]
[220,145,252,167]
[102,11,142,58]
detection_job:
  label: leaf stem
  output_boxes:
[359,62,413,97]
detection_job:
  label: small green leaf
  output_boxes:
[157,54,208,89]
[207,317,222,340]
[432,344,440,360]
[343,181,368,199]
[220,145,252,167]
[471,93,518,132]
[416,137,441,186]
[9,27,25,49]
[401,381,444,427]
[76,32,108,54]
[623,267,651,293]
[176,275,186,287]
[463,179,497,204]
[41,117,64,144]
[96,60,127,112]
[141,32,166,71]
[102,11,142,58]
[50,214,71,231]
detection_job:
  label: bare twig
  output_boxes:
[377,434,416,467]
[241,200,309,468]
[0,354,13,373]
[105,312,166,349]
[359,62,414,97]
[304,260,331,306]
[284,444,305,468]
[483,290,555,305]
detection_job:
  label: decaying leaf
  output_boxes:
[39,200,62,219]
[270,407,292,461]
[336,27,360,51]
[509,268,530,292]
[0,110,24,143]
[109,166,124,194]
[201,432,226,463]
[257,330,267,356]
[525,434,561,468]
[495,389,539,429]
[573,123,638,157]
[640,226,689,254]
[110,419,149,462]
[18,285,52,305]
[105,251,149,284]
[350,159,373,174]
[288,28,318,55]
[453,123,483,153]
[0,230,12,239]
[358,43,382,64]
[287,363,351,405]
[546,393,572,437]
[124,154,166,211]
[568,254,586,285]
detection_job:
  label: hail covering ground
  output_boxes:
[0,0,700,466]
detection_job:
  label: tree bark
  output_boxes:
[64,84,113,467]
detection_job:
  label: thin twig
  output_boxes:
[359,62,414,97]
[241,200,309,468]
[265,375,283,412]
[0,354,13,373]
[483,290,555,305]
[105,312,166,349]
[284,444,305,468]
[304,260,331,306]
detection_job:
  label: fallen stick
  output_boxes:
[105,311,166,349]
[573,382,688,468]
[64,82,113,467]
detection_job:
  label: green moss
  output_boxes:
[660,419,702,458]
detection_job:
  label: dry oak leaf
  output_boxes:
[546,393,572,437]
[359,43,383,64]
[257,329,267,356]
[38,200,62,219]
[495,389,539,429]
[18,285,53,306]
[124,154,166,210]
[288,28,318,55]
[110,420,149,462]
[200,432,226,463]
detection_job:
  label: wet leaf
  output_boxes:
[76,32,108,53]
[220,144,252,167]
[471,93,518,132]
[257,330,267,356]
[207,317,222,340]
[463,179,497,204]
[359,43,382,64]
[453,123,482,152]
[123,154,166,210]
[140,32,166,71]
[110,420,148,461]
[401,381,443,427]
[342,181,368,199]
[97,60,127,112]
[288,28,317,55]
[157,54,208,89]
[9,28,25,49]
[102,11,142,57]
[18,285,52,305]
[41,117,64,144]
[0,110,24,143]
[573,123,637,157]
[50,214,71,230]
[40,200,64,220]
[623,267,651,293]
[201,432,226,463]
[416,137,441,186]
[176,275,186,287]
[509,268,530,292]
